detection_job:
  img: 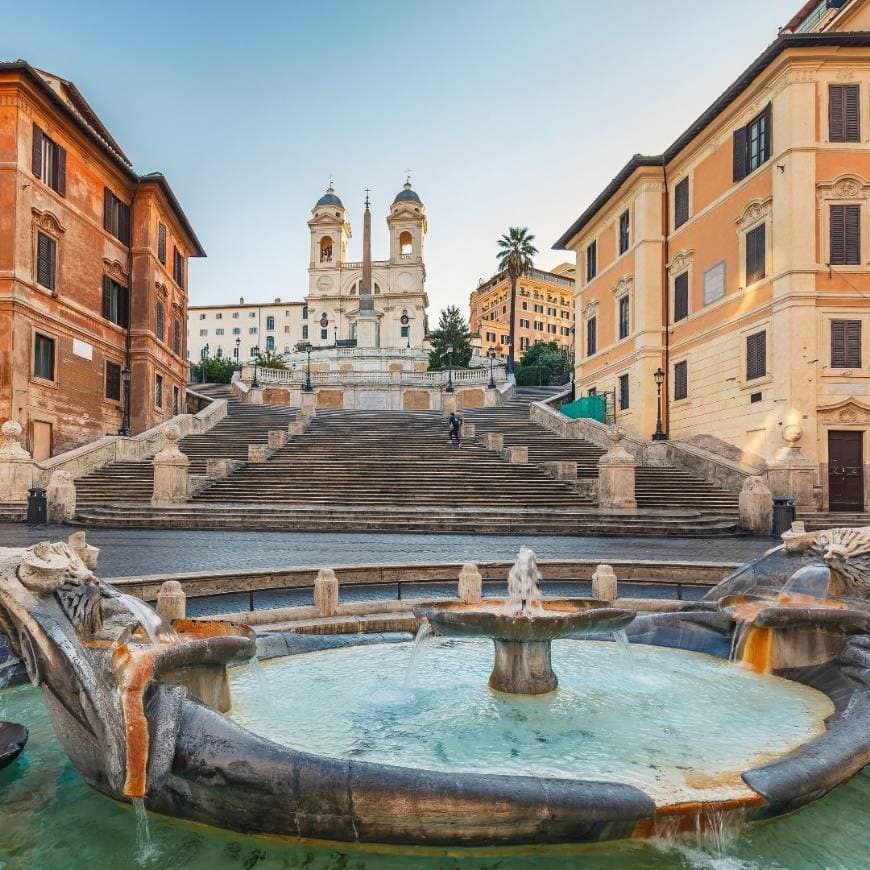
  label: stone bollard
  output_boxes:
[597,427,637,510]
[739,475,773,535]
[206,458,231,478]
[484,432,504,451]
[545,461,577,481]
[47,470,76,523]
[484,387,499,407]
[314,568,339,617]
[300,391,317,417]
[462,422,476,439]
[591,564,617,603]
[68,530,99,569]
[442,393,458,417]
[0,420,35,502]
[152,425,189,505]
[503,445,528,464]
[248,387,264,405]
[248,444,269,463]
[268,430,288,449]
[458,563,482,603]
[156,580,186,622]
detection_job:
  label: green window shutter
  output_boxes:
[32,124,43,178]
[733,125,748,182]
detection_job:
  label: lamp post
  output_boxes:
[445,342,455,393]
[119,366,132,436]
[234,337,241,370]
[251,345,260,389]
[200,343,209,384]
[333,325,338,347]
[302,342,313,393]
[652,367,668,441]
[487,347,497,390]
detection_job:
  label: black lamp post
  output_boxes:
[333,325,338,347]
[234,337,241,369]
[487,347,497,390]
[652,367,668,441]
[302,342,313,393]
[445,342,455,393]
[200,344,209,384]
[119,366,132,436]
[251,345,260,389]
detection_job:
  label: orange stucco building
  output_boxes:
[0,62,204,459]
[555,0,870,513]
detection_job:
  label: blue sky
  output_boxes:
[3,0,799,316]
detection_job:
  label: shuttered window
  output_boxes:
[618,373,630,410]
[586,241,597,281]
[830,204,861,265]
[173,247,185,288]
[103,188,131,245]
[618,210,630,254]
[674,177,689,229]
[831,319,862,368]
[674,360,688,401]
[618,295,630,339]
[734,104,772,182]
[102,276,129,327]
[36,232,56,291]
[746,223,766,284]
[34,334,55,381]
[746,331,767,380]
[105,361,122,401]
[155,374,164,409]
[674,272,689,321]
[173,319,182,355]
[31,124,66,196]
[586,317,597,356]
[173,385,180,416]
[157,222,167,264]
[155,300,165,342]
[829,85,860,143]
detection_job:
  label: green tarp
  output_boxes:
[560,395,606,423]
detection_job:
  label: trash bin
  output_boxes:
[772,496,796,537]
[26,487,47,527]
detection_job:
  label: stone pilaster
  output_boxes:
[597,427,637,509]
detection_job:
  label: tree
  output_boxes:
[190,355,237,384]
[255,349,288,370]
[496,226,538,374]
[427,306,473,371]
[515,340,569,386]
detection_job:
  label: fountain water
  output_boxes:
[113,592,179,645]
[132,797,159,865]
[403,621,434,686]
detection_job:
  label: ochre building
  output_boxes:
[0,62,204,459]
[555,0,870,513]
[469,264,575,359]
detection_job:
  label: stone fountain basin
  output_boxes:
[718,593,870,633]
[0,721,27,770]
[416,598,636,642]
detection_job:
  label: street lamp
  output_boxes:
[486,347,497,390]
[333,325,338,346]
[234,337,241,369]
[652,367,668,441]
[302,342,313,393]
[445,342,455,393]
[251,345,260,389]
[119,366,132,436]
[200,343,209,384]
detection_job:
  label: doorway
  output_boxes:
[32,421,52,461]
[828,430,864,512]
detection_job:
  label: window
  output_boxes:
[105,361,121,401]
[704,261,726,305]
[302,325,308,340]
[618,373,630,410]
[173,319,181,355]
[521,301,528,310]
[172,247,185,288]
[302,306,308,319]
[586,317,597,356]
[32,124,66,195]
[831,320,862,368]
[232,312,239,319]
[249,326,257,334]
[36,232,56,291]
[154,374,163,408]
[215,312,222,320]
[829,84,860,143]
[231,327,240,336]
[102,277,129,327]
[249,312,256,318]
[520,318,530,328]
[157,222,167,264]
[674,360,688,400]
[266,336,275,351]
[618,295,630,339]
[103,188,131,245]
[320,328,328,340]
[401,325,410,338]
[745,224,766,284]
[733,104,772,182]
[520,337,530,351]
[172,385,180,416]
[34,333,55,380]
[674,177,689,228]
[547,324,557,334]
[534,304,544,314]
[215,328,224,336]
[746,331,767,380]
[618,210,630,254]
[266,316,275,331]
[674,272,689,321]
[534,320,544,331]
[547,307,556,317]
[586,241,597,281]
[155,300,165,343]
[199,313,206,320]
[199,329,207,337]
[830,204,861,265]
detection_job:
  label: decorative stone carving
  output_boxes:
[781,526,870,598]
[314,568,339,616]
[833,178,862,198]
[612,276,633,297]
[46,470,76,523]
[667,250,694,274]
[735,197,772,230]
[67,530,99,569]
[156,580,186,622]
[102,258,127,282]
[766,425,816,510]
[739,476,773,535]
[458,563,482,604]
[817,398,870,424]
[597,427,637,510]
[32,207,66,236]
[591,564,617,603]
[582,300,598,319]
[818,174,870,205]
[152,425,189,505]
[0,421,35,502]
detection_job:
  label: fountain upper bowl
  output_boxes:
[415,598,636,642]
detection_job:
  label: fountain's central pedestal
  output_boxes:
[491,638,556,694]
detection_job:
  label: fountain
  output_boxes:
[415,546,635,693]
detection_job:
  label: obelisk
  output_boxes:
[355,190,379,348]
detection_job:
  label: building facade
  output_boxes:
[469,264,575,359]
[554,0,870,512]
[0,62,204,459]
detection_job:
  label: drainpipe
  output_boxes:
[661,158,670,438]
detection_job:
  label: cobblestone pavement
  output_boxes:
[0,524,776,578]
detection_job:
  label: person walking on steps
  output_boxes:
[448,412,463,447]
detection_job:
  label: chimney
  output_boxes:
[274,297,281,303]
[239,296,244,304]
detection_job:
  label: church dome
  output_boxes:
[316,185,343,208]
[393,181,421,204]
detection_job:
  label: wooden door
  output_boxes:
[828,430,864,512]
[32,421,52,462]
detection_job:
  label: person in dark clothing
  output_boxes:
[448,412,463,447]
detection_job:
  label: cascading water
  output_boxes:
[403,621,434,686]
[613,628,633,660]
[114,593,178,645]
[505,545,543,614]
[132,797,159,865]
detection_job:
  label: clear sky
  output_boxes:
[2,0,799,316]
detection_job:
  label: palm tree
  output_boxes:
[497,227,538,374]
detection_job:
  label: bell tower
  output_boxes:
[388,179,427,265]
[308,184,351,298]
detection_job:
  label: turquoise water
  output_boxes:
[0,643,867,869]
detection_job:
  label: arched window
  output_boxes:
[155,300,165,342]
[399,231,413,256]
[320,236,333,263]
